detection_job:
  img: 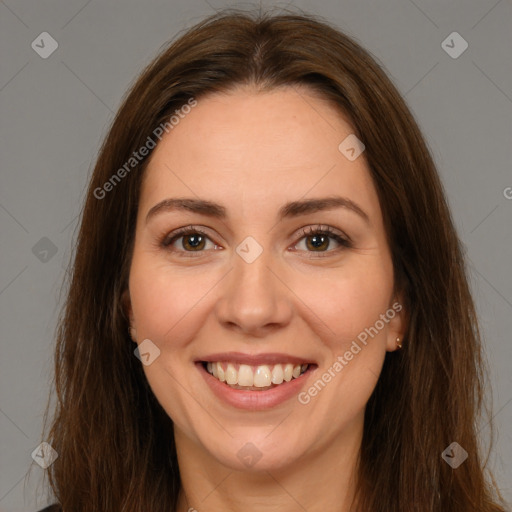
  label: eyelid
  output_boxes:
[160,224,351,256]
[294,224,351,244]
[160,225,220,257]
[290,225,352,257]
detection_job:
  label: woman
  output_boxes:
[36,8,508,512]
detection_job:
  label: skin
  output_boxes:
[126,85,406,512]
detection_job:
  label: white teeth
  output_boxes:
[205,361,309,388]
[283,363,294,382]
[225,363,237,385]
[271,364,284,384]
[238,364,253,386]
[216,362,224,381]
[253,365,271,387]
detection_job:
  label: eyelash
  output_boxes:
[160,224,352,259]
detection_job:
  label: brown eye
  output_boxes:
[161,225,350,259]
[293,226,351,257]
[304,233,330,251]
[161,226,220,257]
[180,233,206,251]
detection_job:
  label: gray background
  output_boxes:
[1,0,511,510]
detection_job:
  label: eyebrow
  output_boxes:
[145,196,370,224]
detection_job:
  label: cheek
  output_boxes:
[298,261,393,345]
[294,270,392,423]
[128,257,208,420]
[129,267,178,340]
[128,253,222,350]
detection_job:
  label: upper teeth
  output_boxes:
[206,362,309,387]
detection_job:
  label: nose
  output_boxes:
[214,247,293,338]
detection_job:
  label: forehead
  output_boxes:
[139,86,380,222]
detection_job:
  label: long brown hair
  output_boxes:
[36,7,508,511]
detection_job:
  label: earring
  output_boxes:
[129,326,137,342]
[396,337,402,349]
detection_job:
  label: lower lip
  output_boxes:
[196,362,317,410]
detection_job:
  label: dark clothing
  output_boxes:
[38,506,61,512]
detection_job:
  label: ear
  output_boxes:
[121,288,137,341]
[385,293,407,352]
[121,288,134,323]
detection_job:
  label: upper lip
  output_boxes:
[196,352,316,366]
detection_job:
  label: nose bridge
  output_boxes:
[214,238,292,335]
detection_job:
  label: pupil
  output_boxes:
[186,234,203,249]
[309,235,327,250]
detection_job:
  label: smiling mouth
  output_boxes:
[201,361,314,391]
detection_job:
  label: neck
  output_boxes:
[174,416,363,512]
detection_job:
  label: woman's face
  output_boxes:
[127,85,405,472]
